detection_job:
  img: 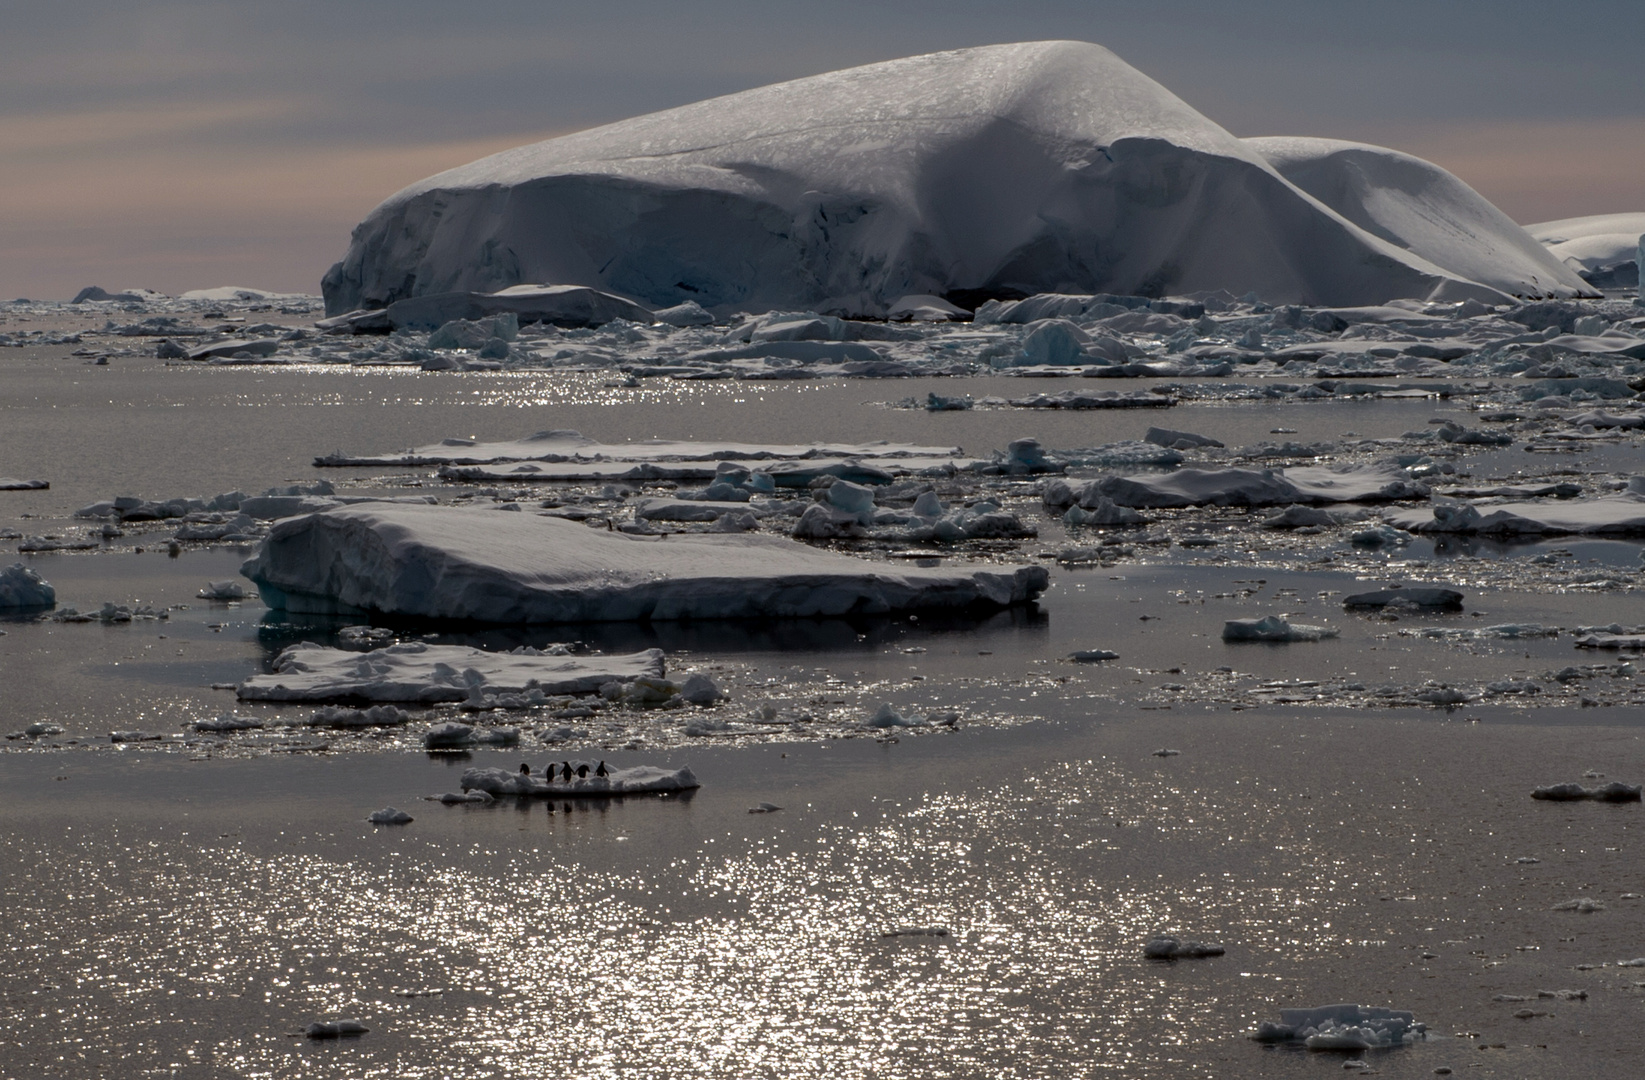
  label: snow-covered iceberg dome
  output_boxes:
[323,40,1556,316]
[1527,212,1645,289]
[1244,136,1591,299]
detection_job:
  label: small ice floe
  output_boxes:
[1152,748,1180,757]
[1222,616,1338,643]
[1551,897,1605,913]
[880,926,951,938]
[110,731,163,743]
[23,722,64,738]
[748,802,783,814]
[459,763,699,797]
[1537,989,1587,1000]
[1349,523,1411,547]
[197,580,246,601]
[1515,856,1541,864]
[866,703,930,728]
[1414,686,1470,706]
[1143,936,1224,959]
[305,705,410,729]
[0,477,48,491]
[421,722,518,749]
[428,791,493,804]
[336,625,396,647]
[1249,1004,1426,1050]
[1069,649,1120,662]
[1342,587,1464,610]
[1531,781,1642,802]
[192,713,262,733]
[1261,505,1338,530]
[0,563,55,610]
[305,1019,369,1038]
[367,807,413,825]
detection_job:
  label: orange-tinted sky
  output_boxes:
[3,0,1640,299]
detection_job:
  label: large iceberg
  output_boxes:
[241,504,1048,622]
[1245,137,1590,299]
[323,41,1540,317]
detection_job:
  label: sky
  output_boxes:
[3,0,1641,300]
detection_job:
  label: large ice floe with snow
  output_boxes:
[238,641,666,702]
[241,504,1048,622]
[322,41,1584,318]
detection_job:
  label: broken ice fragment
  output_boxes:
[1069,649,1120,662]
[1222,616,1338,642]
[1531,781,1642,802]
[1342,588,1463,610]
[305,1019,369,1038]
[1143,936,1224,959]
[367,808,413,825]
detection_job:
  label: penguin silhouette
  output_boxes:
[595,761,608,778]
[561,761,573,782]
[576,764,590,778]
[519,762,531,776]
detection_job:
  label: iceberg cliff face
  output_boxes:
[1243,137,1591,300]
[323,40,1540,316]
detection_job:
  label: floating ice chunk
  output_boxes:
[422,722,474,748]
[1152,748,1180,757]
[1531,781,1642,802]
[1069,649,1120,662]
[1262,505,1338,529]
[653,300,715,327]
[427,312,518,349]
[1249,1004,1426,1049]
[748,803,783,814]
[0,563,55,609]
[305,1019,369,1038]
[911,491,945,519]
[0,477,48,490]
[867,704,929,728]
[924,393,973,411]
[239,641,665,703]
[315,430,961,468]
[460,763,699,797]
[1144,426,1224,449]
[1143,936,1225,959]
[880,926,951,938]
[198,580,246,601]
[827,479,877,518]
[1081,463,1425,510]
[888,294,967,321]
[245,505,1045,622]
[23,723,63,737]
[307,705,410,728]
[1222,616,1338,643]
[192,714,262,733]
[679,673,724,706]
[1552,897,1605,913]
[1342,588,1463,610]
[1414,686,1470,705]
[1349,523,1411,547]
[368,807,413,825]
[430,790,493,804]
[1390,497,1645,537]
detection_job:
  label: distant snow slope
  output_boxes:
[1526,213,1645,288]
[1244,137,1591,299]
[324,41,1545,316]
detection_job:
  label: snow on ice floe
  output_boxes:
[1048,463,1427,510]
[1389,494,1645,537]
[313,430,963,468]
[458,763,699,797]
[241,504,1048,623]
[367,807,413,825]
[1528,213,1645,289]
[0,563,55,609]
[322,41,1542,318]
[237,641,667,702]
[1246,138,1590,299]
[0,478,48,491]
[1249,1004,1426,1050]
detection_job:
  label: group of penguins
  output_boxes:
[520,760,609,782]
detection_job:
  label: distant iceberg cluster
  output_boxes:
[321,41,1592,319]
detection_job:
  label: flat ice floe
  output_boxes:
[0,478,48,490]
[238,641,666,702]
[323,41,1545,317]
[1056,463,1427,509]
[459,763,700,797]
[1249,1004,1426,1049]
[242,504,1048,622]
[1389,496,1645,536]
[313,430,962,468]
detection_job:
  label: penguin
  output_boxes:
[595,761,608,778]
[519,762,531,776]
[561,761,573,782]
[576,764,590,778]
